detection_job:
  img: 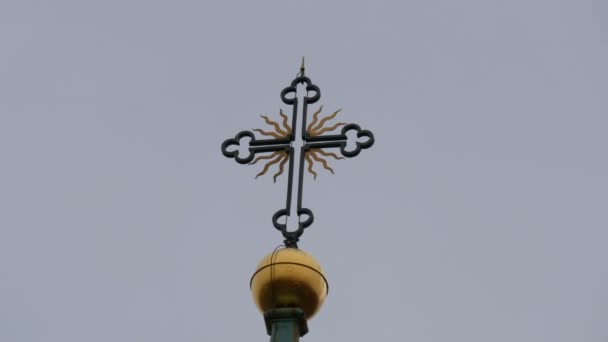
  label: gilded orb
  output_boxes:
[250,247,328,320]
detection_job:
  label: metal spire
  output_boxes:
[300,56,305,76]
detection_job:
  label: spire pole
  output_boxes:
[265,308,308,342]
[300,56,305,76]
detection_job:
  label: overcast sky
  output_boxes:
[1,1,607,341]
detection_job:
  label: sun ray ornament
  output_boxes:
[221,59,374,248]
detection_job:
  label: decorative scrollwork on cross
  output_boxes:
[221,60,374,247]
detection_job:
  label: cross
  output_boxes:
[221,60,374,247]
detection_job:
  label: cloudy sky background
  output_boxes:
[1,1,607,341]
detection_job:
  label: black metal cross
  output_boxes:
[221,62,374,247]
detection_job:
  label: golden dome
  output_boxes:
[250,247,328,320]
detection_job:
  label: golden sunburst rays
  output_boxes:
[248,109,291,183]
[252,109,292,139]
[307,106,346,137]
[305,148,345,180]
[303,106,347,180]
[249,151,289,183]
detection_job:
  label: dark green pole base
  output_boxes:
[264,308,309,341]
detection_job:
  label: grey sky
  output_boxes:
[1,1,606,341]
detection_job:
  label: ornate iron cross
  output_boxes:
[221,61,374,247]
